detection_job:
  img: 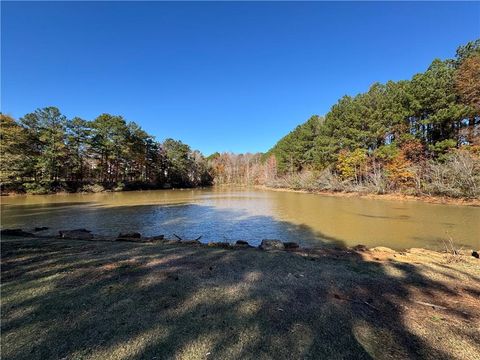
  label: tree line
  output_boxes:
[265,40,480,198]
[1,40,479,197]
[1,110,212,194]
[206,152,277,185]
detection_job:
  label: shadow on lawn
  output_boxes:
[1,211,478,359]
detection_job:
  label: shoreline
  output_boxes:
[3,229,478,257]
[3,183,478,206]
[256,185,480,207]
[0,185,214,197]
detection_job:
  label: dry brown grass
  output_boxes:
[1,237,479,360]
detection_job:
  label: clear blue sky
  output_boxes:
[2,1,479,155]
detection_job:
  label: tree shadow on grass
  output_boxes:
[1,209,479,359]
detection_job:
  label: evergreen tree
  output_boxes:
[66,117,90,182]
[269,115,322,174]
[0,114,29,182]
[20,107,67,181]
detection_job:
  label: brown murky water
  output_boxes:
[1,188,479,250]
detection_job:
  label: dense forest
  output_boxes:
[0,111,212,194]
[1,40,479,197]
[264,40,480,198]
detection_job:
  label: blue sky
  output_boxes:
[2,2,479,155]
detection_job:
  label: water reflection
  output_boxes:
[1,188,479,250]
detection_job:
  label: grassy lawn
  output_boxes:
[1,237,479,359]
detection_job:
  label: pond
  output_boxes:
[1,187,479,250]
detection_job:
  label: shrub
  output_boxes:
[268,171,317,191]
[385,153,416,189]
[422,150,480,198]
[428,139,457,162]
[267,168,346,192]
[373,144,399,162]
[23,181,53,195]
[81,183,105,193]
[336,149,368,180]
[363,165,388,194]
[462,144,480,156]
[113,181,125,192]
[400,138,426,162]
[316,168,345,191]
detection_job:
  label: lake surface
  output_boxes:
[1,188,479,250]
